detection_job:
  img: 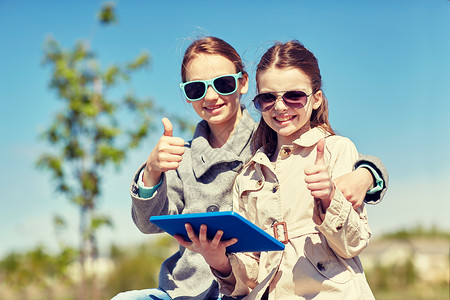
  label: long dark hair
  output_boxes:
[252,40,335,154]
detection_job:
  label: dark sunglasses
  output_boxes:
[253,90,314,112]
[180,72,242,101]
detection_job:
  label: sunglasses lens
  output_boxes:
[184,82,206,100]
[254,93,277,112]
[254,91,310,111]
[213,76,236,94]
[283,91,308,108]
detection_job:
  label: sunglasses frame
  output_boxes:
[180,72,243,101]
[253,90,315,112]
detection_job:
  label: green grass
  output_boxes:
[373,284,449,300]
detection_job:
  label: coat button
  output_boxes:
[281,147,292,158]
[336,224,343,230]
[132,185,138,194]
[317,262,326,271]
[272,184,279,193]
[206,205,219,212]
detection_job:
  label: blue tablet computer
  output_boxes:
[150,211,285,253]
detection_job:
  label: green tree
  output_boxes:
[0,252,32,300]
[36,4,159,299]
[97,2,118,25]
[0,245,77,300]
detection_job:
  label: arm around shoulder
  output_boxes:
[355,154,389,204]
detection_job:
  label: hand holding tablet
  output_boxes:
[150,211,285,253]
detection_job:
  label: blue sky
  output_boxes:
[1,0,449,256]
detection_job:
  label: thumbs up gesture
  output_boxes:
[304,139,335,211]
[143,118,185,186]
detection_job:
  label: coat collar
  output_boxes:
[251,127,332,169]
[292,126,331,148]
[191,106,256,179]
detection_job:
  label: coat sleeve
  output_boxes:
[316,137,371,259]
[130,163,185,234]
[354,154,389,205]
[316,191,370,259]
[213,252,260,297]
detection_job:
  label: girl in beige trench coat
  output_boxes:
[178,40,375,300]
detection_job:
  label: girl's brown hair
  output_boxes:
[252,40,335,154]
[181,36,247,82]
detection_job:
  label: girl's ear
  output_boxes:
[312,90,323,110]
[239,73,249,95]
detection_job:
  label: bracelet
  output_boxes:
[137,168,162,198]
[358,163,384,194]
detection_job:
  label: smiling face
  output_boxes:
[257,67,323,147]
[185,53,248,134]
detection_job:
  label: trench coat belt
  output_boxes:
[264,222,319,244]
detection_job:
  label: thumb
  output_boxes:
[161,117,173,137]
[315,138,326,166]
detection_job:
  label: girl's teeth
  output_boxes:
[206,105,222,109]
[275,116,293,121]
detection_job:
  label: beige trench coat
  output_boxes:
[214,127,375,300]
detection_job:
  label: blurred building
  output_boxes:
[360,238,449,284]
